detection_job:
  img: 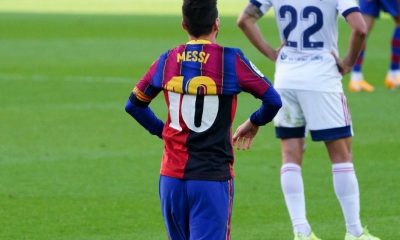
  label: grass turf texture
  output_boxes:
[1,8,399,240]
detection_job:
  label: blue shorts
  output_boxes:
[159,175,234,240]
[359,0,400,17]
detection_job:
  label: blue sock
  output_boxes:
[390,26,400,71]
[352,44,365,73]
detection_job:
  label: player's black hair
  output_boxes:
[182,0,218,37]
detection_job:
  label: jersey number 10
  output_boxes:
[166,76,219,133]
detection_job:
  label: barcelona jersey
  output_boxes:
[133,40,273,181]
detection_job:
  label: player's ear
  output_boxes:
[213,17,220,32]
[182,20,188,31]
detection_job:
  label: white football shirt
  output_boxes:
[251,0,360,92]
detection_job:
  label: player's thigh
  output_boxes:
[159,176,189,240]
[274,89,306,139]
[187,179,234,240]
[381,0,400,18]
[298,91,352,142]
[359,0,381,17]
[363,15,376,32]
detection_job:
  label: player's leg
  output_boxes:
[302,91,359,235]
[326,138,380,240]
[187,179,234,240]
[280,138,317,240]
[301,91,379,240]
[325,138,363,237]
[349,0,377,92]
[301,90,357,238]
[159,176,189,240]
[383,0,400,89]
[274,89,319,240]
[385,15,400,88]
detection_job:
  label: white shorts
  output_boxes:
[273,89,353,141]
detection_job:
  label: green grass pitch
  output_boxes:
[0,1,399,239]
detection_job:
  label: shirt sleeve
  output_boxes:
[235,50,282,126]
[125,56,165,138]
[235,50,272,98]
[125,99,164,138]
[249,0,273,15]
[249,86,282,126]
[337,0,360,18]
[131,59,163,107]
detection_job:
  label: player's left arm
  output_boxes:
[233,86,281,150]
[336,3,367,75]
[237,2,278,61]
[341,12,367,73]
[125,60,164,139]
[248,86,281,126]
[233,51,282,150]
[235,51,282,126]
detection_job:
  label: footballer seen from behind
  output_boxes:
[124,0,282,239]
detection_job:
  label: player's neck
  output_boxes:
[188,33,217,44]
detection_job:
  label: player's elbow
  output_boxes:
[347,12,368,40]
[262,95,282,122]
[270,97,282,116]
[352,19,368,40]
[354,26,367,40]
[237,15,248,30]
[236,18,245,30]
[125,99,141,114]
[266,88,283,111]
[275,97,283,110]
[125,99,143,119]
[125,94,149,114]
[125,100,133,113]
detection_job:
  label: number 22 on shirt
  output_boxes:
[279,5,324,49]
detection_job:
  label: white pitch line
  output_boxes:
[0,73,134,84]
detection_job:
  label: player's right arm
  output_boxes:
[125,59,164,138]
[337,3,367,75]
[237,1,278,61]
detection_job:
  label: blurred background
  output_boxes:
[0,1,398,239]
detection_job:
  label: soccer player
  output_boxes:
[125,0,282,239]
[237,0,381,240]
[349,0,400,92]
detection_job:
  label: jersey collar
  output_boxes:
[187,39,212,45]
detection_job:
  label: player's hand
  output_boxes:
[269,42,285,62]
[233,119,259,150]
[269,50,279,62]
[331,52,352,76]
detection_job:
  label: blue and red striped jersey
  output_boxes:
[132,40,275,180]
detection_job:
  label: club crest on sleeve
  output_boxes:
[249,61,264,77]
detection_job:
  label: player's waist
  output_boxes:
[279,47,336,56]
[277,49,337,65]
